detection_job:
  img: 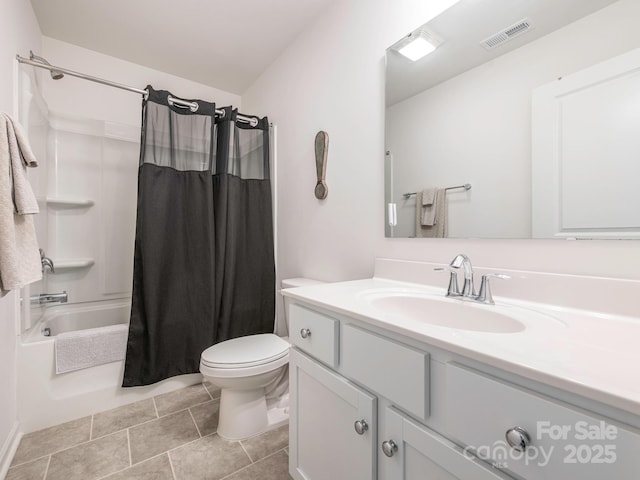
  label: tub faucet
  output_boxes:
[31,291,68,305]
[449,254,475,297]
[39,249,55,274]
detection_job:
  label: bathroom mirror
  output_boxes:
[385,0,640,239]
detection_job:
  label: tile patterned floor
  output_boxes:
[7,382,292,480]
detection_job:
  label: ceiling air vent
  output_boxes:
[480,18,533,50]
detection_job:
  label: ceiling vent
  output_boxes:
[480,18,533,50]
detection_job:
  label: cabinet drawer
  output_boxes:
[445,363,640,480]
[342,324,429,420]
[289,304,339,367]
[381,407,511,479]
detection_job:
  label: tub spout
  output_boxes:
[31,291,68,305]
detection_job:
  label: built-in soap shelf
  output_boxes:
[53,258,95,271]
[45,197,95,208]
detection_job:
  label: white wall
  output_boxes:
[243,0,640,293]
[243,0,460,283]
[386,0,640,239]
[0,0,42,470]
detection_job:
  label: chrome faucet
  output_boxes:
[449,254,475,297]
[31,291,68,305]
[435,254,509,305]
[39,248,55,274]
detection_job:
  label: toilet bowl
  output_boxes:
[199,278,324,440]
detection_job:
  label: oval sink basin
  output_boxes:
[358,289,563,333]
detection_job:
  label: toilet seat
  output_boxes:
[200,334,289,375]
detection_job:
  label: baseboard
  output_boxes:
[0,421,22,479]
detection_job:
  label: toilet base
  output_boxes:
[217,389,289,441]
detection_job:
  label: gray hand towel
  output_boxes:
[415,188,447,238]
[421,188,437,226]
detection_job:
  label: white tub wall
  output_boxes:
[43,114,140,304]
[19,67,51,332]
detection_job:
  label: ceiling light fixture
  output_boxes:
[393,30,443,62]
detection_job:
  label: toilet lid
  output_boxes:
[201,334,289,368]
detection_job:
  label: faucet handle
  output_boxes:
[477,273,510,305]
[434,267,461,297]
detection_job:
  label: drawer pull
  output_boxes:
[381,439,398,457]
[505,426,531,452]
[300,328,311,339]
[354,419,368,435]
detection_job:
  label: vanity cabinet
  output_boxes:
[288,302,508,480]
[288,300,640,480]
[289,348,377,480]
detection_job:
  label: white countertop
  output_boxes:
[283,277,640,417]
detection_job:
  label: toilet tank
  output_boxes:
[281,278,326,334]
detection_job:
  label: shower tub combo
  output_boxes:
[17,300,201,432]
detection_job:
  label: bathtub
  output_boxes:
[18,299,202,433]
[30,302,131,342]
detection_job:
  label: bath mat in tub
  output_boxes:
[55,324,129,374]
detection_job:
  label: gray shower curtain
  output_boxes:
[123,87,274,387]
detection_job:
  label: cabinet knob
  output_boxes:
[300,328,311,339]
[505,426,531,452]
[354,419,368,435]
[381,439,398,457]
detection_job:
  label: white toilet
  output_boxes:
[200,278,323,440]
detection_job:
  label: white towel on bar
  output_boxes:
[3,113,39,214]
[55,324,129,374]
[0,113,41,294]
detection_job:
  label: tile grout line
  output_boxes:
[187,408,202,438]
[218,447,289,480]
[203,382,215,400]
[41,455,51,480]
[156,398,216,419]
[239,440,254,463]
[15,387,216,472]
[126,428,132,467]
[94,452,171,480]
[11,427,124,470]
[129,431,217,468]
[167,452,178,480]
[152,396,160,418]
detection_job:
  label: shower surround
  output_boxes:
[16,69,199,433]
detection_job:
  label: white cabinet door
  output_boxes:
[289,348,377,480]
[380,407,512,480]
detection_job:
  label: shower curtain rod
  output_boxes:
[16,54,259,126]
